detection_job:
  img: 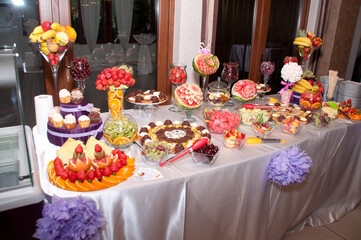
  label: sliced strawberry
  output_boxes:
[69,172,77,183]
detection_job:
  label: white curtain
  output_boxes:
[114,0,134,45]
[81,0,101,52]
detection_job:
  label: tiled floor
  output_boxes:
[283,202,361,240]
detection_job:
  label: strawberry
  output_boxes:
[105,85,110,90]
[316,82,322,87]
[77,170,87,181]
[111,66,118,72]
[118,152,127,161]
[129,78,135,86]
[121,159,127,166]
[69,171,78,183]
[342,101,346,105]
[347,99,352,104]
[105,73,112,80]
[112,74,118,81]
[108,79,114,86]
[114,160,122,169]
[96,84,104,90]
[102,166,112,176]
[119,69,126,75]
[95,144,102,153]
[124,72,132,80]
[114,81,121,88]
[95,80,101,86]
[48,53,54,61]
[94,168,102,179]
[59,170,69,180]
[112,149,119,155]
[120,79,126,85]
[75,144,83,154]
[304,47,311,53]
[110,162,119,173]
[86,169,95,181]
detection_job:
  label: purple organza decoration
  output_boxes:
[267,145,312,187]
[33,196,105,240]
[60,100,92,120]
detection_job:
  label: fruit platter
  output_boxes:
[47,137,135,192]
[126,89,168,105]
[323,99,361,120]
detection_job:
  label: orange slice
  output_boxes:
[311,102,321,109]
[108,91,116,99]
[300,100,311,108]
[108,99,121,111]
[109,174,126,182]
[113,136,130,145]
[82,180,97,191]
[48,165,55,184]
[74,181,89,192]
[51,172,58,185]
[104,134,115,144]
[92,179,111,189]
[65,179,77,191]
[56,176,66,189]
[127,157,135,167]
[109,110,118,119]
[102,176,120,186]
[116,89,124,99]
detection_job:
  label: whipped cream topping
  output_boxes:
[64,114,76,124]
[53,113,63,122]
[71,89,83,98]
[59,89,70,98]
[78,115,90,121]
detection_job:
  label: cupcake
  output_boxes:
[88,111,100,124]
[52,113,64,128]
[48,106,60,124]
[59,89,71,104]
[78,115,90,128]
[64,114,77,129]
[71,88,84,104]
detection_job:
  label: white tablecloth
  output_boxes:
[32,106,361,240]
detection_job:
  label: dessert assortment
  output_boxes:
[138,120,211,154]
[47,137,135,192]
[47,88,103,146]
[269,103,312,124]
[126,89,168,104]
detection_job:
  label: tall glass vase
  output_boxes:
[32,42,73,104]
[107,89,124,119]
[168,63,187,112]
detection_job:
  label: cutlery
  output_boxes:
[246,137,286,144]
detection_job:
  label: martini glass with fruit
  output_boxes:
[293,30,322,71]
[70,57,91,93]
[29,21,76,104]
[168,63,187,112]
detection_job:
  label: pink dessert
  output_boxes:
[206,110,241,134]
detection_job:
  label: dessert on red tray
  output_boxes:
[48,137,135,192]
[281,117,302,135]
[204,109,241,134]
[223,129,246,149]
[299,91,322,110]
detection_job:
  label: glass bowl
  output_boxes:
[204,108,241,134]
[223,135,246,149]
[252,122,274,138]
[141,141,169,165]
[237,106,273,126]
[300,91,322,110]
[191,150,219,166]
[281,117,302,135]
[312,112,331,128]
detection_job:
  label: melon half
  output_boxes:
[174,83,203,110]
[231,79,257,101]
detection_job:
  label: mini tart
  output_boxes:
[52,113,64,128]
[64,114,77,129]
[71,88,84,104]
[48,106,60,124]
[78,115,90,128]
[59,89,71,104]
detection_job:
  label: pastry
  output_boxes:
[59,89,71,103]
[52,113,64,128]
[78,115,90,128]
[70,88,84,104]
[48,106,60,124]
[64,114,77,129]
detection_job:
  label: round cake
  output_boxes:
[139,120,211,153]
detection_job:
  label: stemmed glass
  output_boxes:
[70,57,91,93]
[32,42,73,104]
[295,45,315,71]
[168,63,187,112]
[221,62,239,106]
[260,61,275,85]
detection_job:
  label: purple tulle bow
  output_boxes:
[278,81,295,94]
[33,196,105,240]
[267,145,312,187]
[199,42,211,54]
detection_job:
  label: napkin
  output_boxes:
[327,70,338,100]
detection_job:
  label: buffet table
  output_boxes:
[32,105,361,240]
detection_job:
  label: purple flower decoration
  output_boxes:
[267,145,312,187]
[33,196,105,240]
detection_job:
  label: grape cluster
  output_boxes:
[194,143,219,156]
[70,58,91,80]
[142,141,169,162]
[313,112,331,128]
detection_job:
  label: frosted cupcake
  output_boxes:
[88,110,100,124]
[48,106,60,124]
[59,89,71,104]
[78,115,90,128]
[52,113,64,128]
[71,88,84,104]
[64,114,77,129]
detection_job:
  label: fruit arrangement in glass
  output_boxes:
[141,141,169,165]
[174,83,203,122]
[70,57,91,92]
[169,63,187,112]
[299,91,322,110]
[191,143,219,166]
[223,129,246,149]
[221,62,239,86]
[281,117,302,135]
[103,114,138,148]
[260,61,275,85]
[293,29,322,70]
[206,77,230,109]
[313,112,331,128]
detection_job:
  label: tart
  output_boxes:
[59,89,71,104]
[139,120,211,153]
